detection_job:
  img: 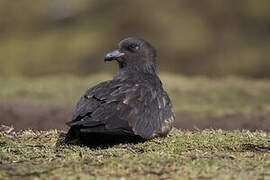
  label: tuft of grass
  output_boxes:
[0,125,269,179]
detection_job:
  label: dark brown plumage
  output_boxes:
[65,37,175,144]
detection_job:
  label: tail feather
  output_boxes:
[64,127,80,144]
[65,126,145,145]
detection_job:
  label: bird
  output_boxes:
[64,37,175,145]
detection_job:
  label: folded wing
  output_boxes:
[66,79,174,140]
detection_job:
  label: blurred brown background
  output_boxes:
[1,0,270,78]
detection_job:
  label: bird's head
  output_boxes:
[105,37,157,72]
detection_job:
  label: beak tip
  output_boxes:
[104,50,124,62]
[104,55,112,62]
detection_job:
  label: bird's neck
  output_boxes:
[115,63,158,79]
[123,63,157,74]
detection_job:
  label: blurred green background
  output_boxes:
[1,0,270,131]
[1,0,270,78]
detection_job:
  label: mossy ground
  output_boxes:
[1,74,270,179]
[0,125,269,180]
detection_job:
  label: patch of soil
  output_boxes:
[240,144,270,152]
[0,102,270,131]
[174,112,270,131]
[0,102,72,131]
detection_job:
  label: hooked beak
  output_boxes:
[104,50,125,62]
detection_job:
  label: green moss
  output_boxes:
[0,125,269,179]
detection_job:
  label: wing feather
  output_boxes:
[66,78,175,139]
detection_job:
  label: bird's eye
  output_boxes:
[128,44,139,51]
